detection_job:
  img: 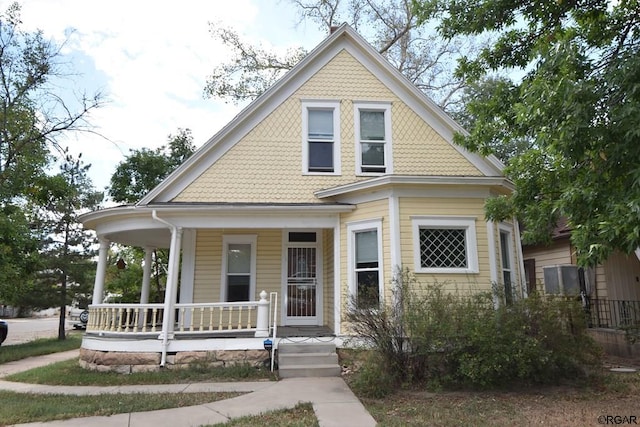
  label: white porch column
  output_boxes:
[140,247,153,304]
[161,226,183,339]
[92,239,110,305]
[152,209,183,367]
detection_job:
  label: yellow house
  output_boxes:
[79,24,523,372]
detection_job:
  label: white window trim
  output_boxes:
[220,235,257,302]
[412,216,479,274]
[498,223,515,287]
[347,218,384,307]
[302,100,341,175]
[354,102,393,176]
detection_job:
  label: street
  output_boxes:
[2,316,71,346]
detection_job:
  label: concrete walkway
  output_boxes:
[0,350,377,427]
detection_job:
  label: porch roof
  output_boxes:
[79,202,354,247]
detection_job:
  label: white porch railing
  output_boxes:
[87,291,272,338]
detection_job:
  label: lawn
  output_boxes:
[2,343,639,426]
[0,333,82,364]
[0,390,240,425]
[362,379,640,426]
[338,349,640,426]
[6,357,276,385]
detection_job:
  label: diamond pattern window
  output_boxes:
[419,228,467,269]
[412,217,479,274]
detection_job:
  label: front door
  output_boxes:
[284,231,321,325]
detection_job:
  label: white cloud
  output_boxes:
[1,0,325,192]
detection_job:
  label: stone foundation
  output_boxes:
[79,348,269,374]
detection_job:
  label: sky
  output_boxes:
[1,0,327,195]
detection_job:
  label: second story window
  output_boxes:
[302,101,340,175]
[355,102,392,175]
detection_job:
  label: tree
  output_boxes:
[109,128,195,204]
[205,0,480,112]
[108,129,195,301]
[414,0,640,265]
[0,3,103,308]
[452,75,532,165]
[33,151,103,339]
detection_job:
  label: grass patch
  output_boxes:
[6,358,276,385]
[0,333,82,364]
[339,349,640,426]
[206,402,318,427]
[357,369,640,426]
[0,390,240,425]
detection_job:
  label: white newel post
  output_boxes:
[92,239,110,305]
[254,290,269,337]
[140,247,153,304]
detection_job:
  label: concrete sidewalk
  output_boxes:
[1,350,377,427]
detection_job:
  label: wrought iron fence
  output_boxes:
[586,299,640,330]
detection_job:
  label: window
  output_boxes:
[355,103,392,174]
[412,217,478,274]
[499,227,515,304]
[302,101,340,174]
[221,235,256,302]
[348,220,383,308]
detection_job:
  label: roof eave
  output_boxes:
[315,175,515,198]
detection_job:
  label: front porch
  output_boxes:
[79,293,340,373]
[78,204,351,370]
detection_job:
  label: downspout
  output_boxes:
[152,210,180,367]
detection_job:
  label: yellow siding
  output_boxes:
[339,199,390,307]
[174,50,482,203]
[192,228,336,328]
[398,197,492,291]
[392,101,481,176]
[192,229,283,304]
[193,229,223,303]
[323,228,335,329]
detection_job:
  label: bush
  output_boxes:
[349,352,398,398]
[346,268,603,390]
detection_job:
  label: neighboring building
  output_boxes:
[522,219,640,359]
[79,24,524,372]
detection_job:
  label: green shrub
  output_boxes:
[350,352,397,398]
[346,268,603,391]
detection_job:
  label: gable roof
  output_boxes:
[138,23,505,206]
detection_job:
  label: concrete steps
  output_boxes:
[277,342,341,378]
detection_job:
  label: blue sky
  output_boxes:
[2,0,327,194]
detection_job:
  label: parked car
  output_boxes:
[68,307,89,330]
[0,319,7,345]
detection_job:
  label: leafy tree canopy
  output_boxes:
[0,3,103,202]
[0,3,103,310]
[414,0,640,265]
[109,128,195,204]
